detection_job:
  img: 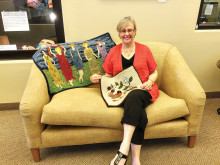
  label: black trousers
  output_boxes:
[121,90,152,145]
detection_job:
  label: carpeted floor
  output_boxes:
[0,98,220,165]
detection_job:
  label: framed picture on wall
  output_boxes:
[0,0,65,59]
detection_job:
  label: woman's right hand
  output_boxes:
[90,74,102,84]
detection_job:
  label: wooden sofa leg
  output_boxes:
[31,148,40,162]
[188,136,197,148]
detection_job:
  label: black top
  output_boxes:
[122,54,135,69]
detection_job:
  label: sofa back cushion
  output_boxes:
[139,42,173,89]
[69,41,172,90]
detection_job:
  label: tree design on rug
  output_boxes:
[107,76,138,101]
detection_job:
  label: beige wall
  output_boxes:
[0,60,32,103]
[62,0,220,92]
[1,0,220,103]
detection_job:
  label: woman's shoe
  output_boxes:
[114,151,128,165]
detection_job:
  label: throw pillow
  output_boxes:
[33,32,116,95]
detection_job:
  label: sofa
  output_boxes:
[19,42,206,162]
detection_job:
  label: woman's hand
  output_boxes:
[90,74,102,84]
[140,79,153,91]
[140,70,158,91]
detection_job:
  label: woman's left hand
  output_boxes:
[90,74,102,84]
[140,80,153,91]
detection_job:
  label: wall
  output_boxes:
[1,0,220,103]
[62,0,220,92]
[0,60,32,103]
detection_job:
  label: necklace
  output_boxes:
[123,48,133,56]
[122,44,135,57]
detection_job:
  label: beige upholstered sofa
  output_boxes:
[20,42,206,162]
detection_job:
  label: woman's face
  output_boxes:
[119,22,136,45]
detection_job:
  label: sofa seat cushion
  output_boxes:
[41,88,189,129]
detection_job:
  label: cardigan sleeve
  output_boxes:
[146,47,157,74]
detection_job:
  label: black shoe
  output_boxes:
[114,151,128,165]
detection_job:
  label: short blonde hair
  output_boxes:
[117,16,136,32]
[69,44,75,47]
[82,43,88,47]
[55,47,61,53]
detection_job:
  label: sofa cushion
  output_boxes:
[41,88,190,129]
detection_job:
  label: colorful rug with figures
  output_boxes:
[32,33,116,95]
[101,66,144,107]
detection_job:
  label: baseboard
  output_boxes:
[0,102,20,111]
[205,92,220,98]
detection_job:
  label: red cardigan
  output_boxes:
[103,42,159,102]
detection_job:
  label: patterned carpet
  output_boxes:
[0,98,220,165]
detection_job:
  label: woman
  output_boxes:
[90,16,159,165]
[47,45,76,85]
[96,41,108,63]
[42,50,64,88]
[83,43,101,74]
[69,44,84,83]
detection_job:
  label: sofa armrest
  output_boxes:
[160,46,206,135]
[19,63,50,148]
